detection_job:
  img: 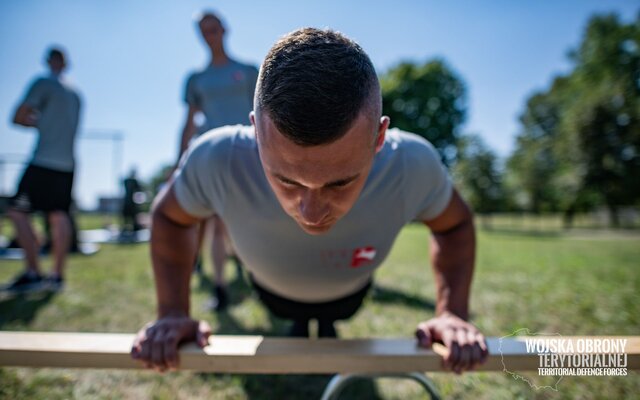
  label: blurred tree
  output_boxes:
[381,59,466,165]
[508,13,640,227]
[563,13,640,226]
[452,134,504,228]
[506,90,562,214]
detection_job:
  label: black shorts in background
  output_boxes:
[10,164,74,213]
[251,275,372,322]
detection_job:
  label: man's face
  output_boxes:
[198,17,224,49]
[47,55,66,73]
[252,111,389,235]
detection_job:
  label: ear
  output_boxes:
[250,111,260,145]
[375,116,390,153]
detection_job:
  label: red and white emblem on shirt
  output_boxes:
[351,246,377,268]
[233,70,245,81]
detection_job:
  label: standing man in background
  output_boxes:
[179,11,258,311]
[4,47,82,293]
[121,167,143,234]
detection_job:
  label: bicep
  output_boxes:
[153,184,203,227]
[423,188,472,233]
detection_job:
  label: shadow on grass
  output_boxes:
[370,284,436,311]
[196,270,381,399]
[0,290,56,328]
[242,374,380,400]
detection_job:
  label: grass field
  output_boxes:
[0,216,638,399]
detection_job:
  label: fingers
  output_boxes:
[164,331,180,371]
[414,322,432,348]
[441,328,458,371]
[453,329,472,374]
[419,315,489,374]
[197,320,212,348]
[131,317,207,372]
[137,325,155,369]
[443,328,487,374]
[151,329,168,372]
[469,331,483,371]
[477,331,489,364]
[130,327,146,360]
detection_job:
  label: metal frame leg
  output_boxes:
[320,372,441,400]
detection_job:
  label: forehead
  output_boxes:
[257,113,376,183]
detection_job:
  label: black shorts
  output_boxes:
[10,164,74,213]
[251,276,371,322]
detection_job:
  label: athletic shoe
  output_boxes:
[2,270,44,293]
[44,275,65,292]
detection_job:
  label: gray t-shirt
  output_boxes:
[184,60,258,135]
[174,126,452,302]
[22,75,81,172]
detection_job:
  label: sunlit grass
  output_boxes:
[0,219,638,399]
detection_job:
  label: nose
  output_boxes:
[299,190,330,225]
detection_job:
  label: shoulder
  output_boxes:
[185,68,206,84]
[231,59,259,73]
[384,128,442,166]
[27,76,54,91]
[188,125,255,161]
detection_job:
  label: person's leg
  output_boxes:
[208,215,229,311]
[6,165,41,274]
[250,276,312,337]
[210,215,228,286]
[121,210,130,233]
[48,210,71,278]
[192,221,207,275]
[6,208,40,273]
[315,281,372,338]
[317,319,338,338]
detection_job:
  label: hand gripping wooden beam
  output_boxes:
[0,332,638,373]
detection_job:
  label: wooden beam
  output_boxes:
[0,332,638,373]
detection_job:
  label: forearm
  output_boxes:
[430,216,476,320]
[13,104,37,127]
[150,210,198,318]
[178,109,198,161]
[178,127,193,160]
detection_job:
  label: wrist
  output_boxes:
[437,309,468,321]
[158,307,189,319]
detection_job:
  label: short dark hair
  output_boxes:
[256,28,380,146]
[195,10,224,29]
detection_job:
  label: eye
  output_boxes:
[278,177,300,188]
[329,180,353,189]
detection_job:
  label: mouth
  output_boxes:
[298,219,334,233]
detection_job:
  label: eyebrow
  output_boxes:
[274,173,361,188]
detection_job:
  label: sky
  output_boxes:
[0,0,638,209]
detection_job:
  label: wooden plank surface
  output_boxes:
[0,332,637,373]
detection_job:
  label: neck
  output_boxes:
[210,46,229,66]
